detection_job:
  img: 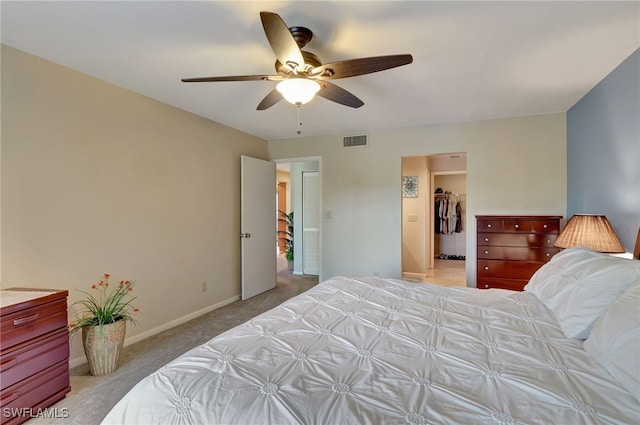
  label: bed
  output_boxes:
[102,247,640,424]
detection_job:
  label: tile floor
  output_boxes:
[404,259,467,287]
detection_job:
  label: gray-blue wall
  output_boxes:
[567,49,640,252]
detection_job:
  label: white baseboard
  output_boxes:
[69,294,241,369]
[402,272,426,283]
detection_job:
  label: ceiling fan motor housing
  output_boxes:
[275,51,321,74]
[288,26,313,48]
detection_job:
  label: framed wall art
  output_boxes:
[402,176,418,198]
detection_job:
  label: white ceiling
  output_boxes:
[2,1,638,141]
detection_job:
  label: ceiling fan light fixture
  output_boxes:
[276,78,320,105]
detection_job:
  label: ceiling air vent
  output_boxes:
[343,134,368,148]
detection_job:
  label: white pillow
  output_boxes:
[524,247,640,339]
[583,284,640,402]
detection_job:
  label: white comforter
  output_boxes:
[102,276,639,424]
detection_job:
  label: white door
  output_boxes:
[241,155,276,299]
[302,171,320,275]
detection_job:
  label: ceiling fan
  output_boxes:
[181,11,413,110]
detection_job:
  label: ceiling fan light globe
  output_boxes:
[276,78,320,105]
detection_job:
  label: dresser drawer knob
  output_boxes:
[484,250,489,254]
[543,224,548,228]
[487,224,492,228]
[514,224,519,228]
[484,238,489,242]
[484,284,489,289]
[546,239,551,244]
[484,266,489,270]
[546,252,551,257]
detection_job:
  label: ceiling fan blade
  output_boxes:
[311,54,413,80]
[181,75,283,83]
[256,89,283,110]
[316,81,364,108]
[260,11,305,71]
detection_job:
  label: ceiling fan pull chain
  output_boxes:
[296,103,303,135]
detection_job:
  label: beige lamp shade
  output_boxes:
[554,214,624,253]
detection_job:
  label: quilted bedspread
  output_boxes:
[102,276,639,424]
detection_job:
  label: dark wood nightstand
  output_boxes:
[0,288,71,425]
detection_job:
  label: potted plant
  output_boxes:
[69,273,139,376]
[278,210,294,265]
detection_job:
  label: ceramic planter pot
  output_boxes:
[82,319,126,376]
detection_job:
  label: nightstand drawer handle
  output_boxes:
[13,313,39,327]
[0,357,18,372]
[0,391,19,404]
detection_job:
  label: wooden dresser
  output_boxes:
[0,288,70,425]
[476,215,562,291]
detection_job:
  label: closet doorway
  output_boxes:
[275,159,321,278]
[401,153,467,286]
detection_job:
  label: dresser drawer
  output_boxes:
[477,260,545,280]
[0,329,69,389]
[477,219,504,232]
[477,277,529,291]
[0,299,67,352]
[0,360,70,425]
[478,246,561,261]
[478,233,558,247]
[530,219,560,233]
[502,219,532,232]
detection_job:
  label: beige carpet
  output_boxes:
[27,261,317,425]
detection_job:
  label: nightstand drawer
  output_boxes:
[0,361,70,425]
[0,329,69,389]
[0,299,67,351]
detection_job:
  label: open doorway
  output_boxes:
[401,153,467,287]
[275,159,320,282]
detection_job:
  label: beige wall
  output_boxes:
[1,45,268,365]
[269,113,567,285]
[401,156,429,274]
